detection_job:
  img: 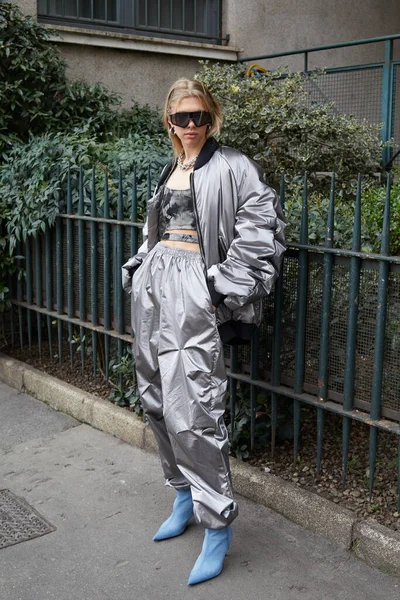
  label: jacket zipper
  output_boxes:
[190,172,207,273]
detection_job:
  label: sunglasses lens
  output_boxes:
[196,111,212,126]
[172,113,190,127]
[170,112,211,128]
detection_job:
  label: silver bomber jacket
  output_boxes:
[122,138,286,345]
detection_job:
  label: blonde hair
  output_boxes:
[163,78,222,156]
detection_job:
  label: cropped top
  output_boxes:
[159,186,197,239]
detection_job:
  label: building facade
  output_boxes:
[13,1,400,107]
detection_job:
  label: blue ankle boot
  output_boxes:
[153,488,193,541]
[188,526,233,585]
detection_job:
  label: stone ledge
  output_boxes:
[43,24,239,61]
[230,458,357,550]
[1,352,399,577]
[0,355,25,392]
[353,520,400,577]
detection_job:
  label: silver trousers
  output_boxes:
[131,243,238,529]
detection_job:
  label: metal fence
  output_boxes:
[239,34,400,169]
[5,166,400,509]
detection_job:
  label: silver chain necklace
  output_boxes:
[177,149,198,171]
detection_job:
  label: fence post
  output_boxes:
[103,172,111,380]
[316,172,335,474]
[78,166,86,370]
[66,167,74,365]
[270,173,285,457]
[293,173,309,461]
[381,39,394,167]
[341,174,362,486]
[303,51,308,73]
[91,166,98,375]
[368,174,391,499]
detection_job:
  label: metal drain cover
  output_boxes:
[0,489,56,549]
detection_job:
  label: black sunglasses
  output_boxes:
[169,111,212,128]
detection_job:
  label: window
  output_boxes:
[37,1,222,44]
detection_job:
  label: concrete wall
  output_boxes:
[223,0,400,69]
[12,0,37,18]
[60,44,204,108]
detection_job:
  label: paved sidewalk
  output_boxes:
[0,381,399,600]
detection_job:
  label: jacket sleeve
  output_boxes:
[121,219,148,293]
[207,158,286,310]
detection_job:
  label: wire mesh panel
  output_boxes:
[240,36,400,171]
[304,67,383,126]
[224,249,400,422]
[353,267,379,408]
[257,291,275,374]
[383,270,400,417]
[227,293,275,378]
[303,258,324,392]
[279,255,298,385]
[326,263,349,397]
[279,254,400,419]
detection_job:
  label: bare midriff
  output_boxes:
[161,229,201,252]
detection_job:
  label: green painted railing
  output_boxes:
[6,166,400,511]
[239,34,400,168]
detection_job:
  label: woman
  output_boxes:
[122,78,285,585]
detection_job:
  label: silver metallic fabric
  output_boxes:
[122,140,286,335]
[123,140,286,527]
[131,243,238,529]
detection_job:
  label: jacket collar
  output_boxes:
[194,137,220,170]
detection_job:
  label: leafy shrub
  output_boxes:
[0,5,114,152]
[0,4,164,156]
[0,126,170,254]
[224,382,294,460]
[0,3,65,153]
[0,3,169,312]
[0,228,14,312]
[360,175,400,255]
[112,103,165,138]
[196,61,386,188]
[108,346,142,414]
[284,173,400,255]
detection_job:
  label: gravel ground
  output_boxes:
[247,410,400,533]
[3,341,116,400]
[2,340,399,533]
